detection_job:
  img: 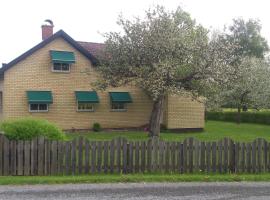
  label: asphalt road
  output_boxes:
[0,182,270,200]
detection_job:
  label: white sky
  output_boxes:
[0,0,269,63]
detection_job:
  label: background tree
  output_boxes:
[207,18,270,123]
[211,57,270,123]
[95,6,236,137]
[225,18,269,59]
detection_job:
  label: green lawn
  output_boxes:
[3,174,270,185]
[66,120,270,142]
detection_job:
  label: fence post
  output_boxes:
[147,139,152,173]
[31,138,38,175]
[263,140,268,172]
[122,139,127,174]
[116,138,121,174]
[189,138,194,173]
[141,141,146,173]
[230,140,236,173]
[78,137,83,175]
[90,141,96,174]
[152,137,158,172]
[234,142,239,173]
[212,142,217,173]
[38,137,45,175]
[126,142,130,173]
[180,142,184,174]
[200,141,205,172]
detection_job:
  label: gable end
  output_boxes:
[0,30,99,75]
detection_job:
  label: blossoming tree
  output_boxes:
[95,6,236,137]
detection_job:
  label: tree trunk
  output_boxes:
[237,91,248,124]
[148,95,165,137]
[237,106,241,124]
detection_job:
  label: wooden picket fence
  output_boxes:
[0,134,269,175]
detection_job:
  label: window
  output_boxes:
[109,92,132,112]
[50,51,75,72]
[77,103,94,112]
[111,102,126,111]
[27,91,52,113]
[29,103,48,112]
[52,63,70,72]
[75,91,99,112]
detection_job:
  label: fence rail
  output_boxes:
[0,135,269,175]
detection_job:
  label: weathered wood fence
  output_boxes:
[0,135,269,175]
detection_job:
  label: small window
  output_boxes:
[77,103,94,112]
[52,63,70,72]
[111,103,126,111]
[29,104,48,112]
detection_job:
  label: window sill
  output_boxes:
[77,110,95,112]
[29,110,49,113]
[51,70,70,73]
[110,109,127,112]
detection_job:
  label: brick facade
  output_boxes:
[0,37,205,130]
[165,95,205,129]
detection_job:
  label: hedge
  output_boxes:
[206,111,270,125]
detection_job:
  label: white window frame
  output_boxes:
[77,102,95,112]
[29,103,49,112]
[52,62,71,73]
[110,102,127,112]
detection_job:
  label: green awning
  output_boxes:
[27,91,53,104]
[109,92,132,103]
[50,50,75,64]
[75,91,99,103]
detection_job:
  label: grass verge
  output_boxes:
[3,174,270,185]
[66,121,270,142]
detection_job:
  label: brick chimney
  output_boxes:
[41,20,54,40]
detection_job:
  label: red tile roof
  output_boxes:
[77,41,105,58]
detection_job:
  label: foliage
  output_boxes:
[225,18,269,59]
[207,111,270,125]
[0,118,65,140]
[94,6,236,137]
[206,18,270,122]
[222,57,270,108]
[92,122,101,132]
[207,56,270,123]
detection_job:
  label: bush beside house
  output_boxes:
[0,118,65,140]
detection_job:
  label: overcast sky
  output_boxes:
[0,0,269,63]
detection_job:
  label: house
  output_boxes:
[0,21,205,131]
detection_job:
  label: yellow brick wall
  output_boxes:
[2,38,153,129]
[165,95,205,129]
[2,37,205,130]
[0,78,3,121]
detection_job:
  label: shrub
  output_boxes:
[0,118,65,140]
[206,111,270,125]
[93,122,101,132]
